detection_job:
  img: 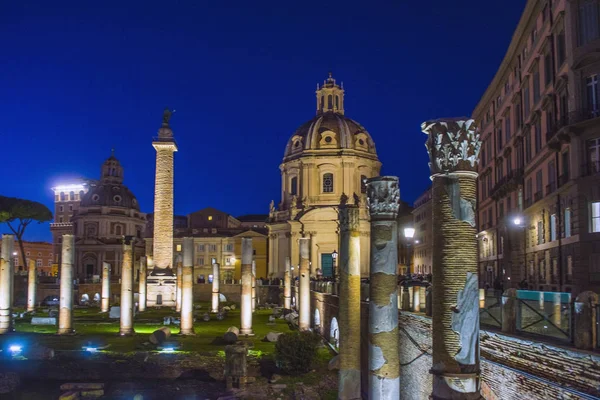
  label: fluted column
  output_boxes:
[251,260,257,312]
[27,259,37,312]
[180,237,194,335]
[423,118,482,399]
[0,235,14,334]
[211,261,220,313]
[284,256,292,309]
[240,238,254,335]
[58,234,75,335]
[338,201,361,399]
[101,262,111,312]
[298,237,311,331]
[119,237,134,336]
[366,177,400,399]
[138,257,147,312]
[176,255,183,312]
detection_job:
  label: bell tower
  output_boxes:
[316,72,345,115]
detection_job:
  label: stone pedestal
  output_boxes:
[119,237,134,336]
[225,344,248,390]
[147,270,176,307]
[27,259,37,312]
[284,256,292,309]
[240,238,254,335]
[366,176,400,400]
[211,262,220,313]
[101,262,111,313]
[180,238,194,335]
[58,234,75,335]
[423,118,482,399]
[0,235,14,334]
[338,202,361,399]
[138,257,147,312]
[298,237,311,331]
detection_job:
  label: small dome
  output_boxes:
[80,183,140,210]
[283,112,377,159]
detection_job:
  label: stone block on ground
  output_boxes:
[265,332,282,342]
[31,317,56,326]
[223,326,239,344]
[149,327,171,345]
[48,309,58,318]
[202,313,210,322]
[108,307,120,319]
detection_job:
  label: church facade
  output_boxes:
[268,74,381,278]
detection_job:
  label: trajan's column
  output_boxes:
[148,108,178,307]
[422,119,482,399]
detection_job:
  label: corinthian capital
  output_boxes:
[421,118,481,176]
[366,176,400,220]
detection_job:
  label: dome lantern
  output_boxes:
[316,72,344,115]
[101,150,124,184]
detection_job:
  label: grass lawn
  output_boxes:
[0,302,293,355]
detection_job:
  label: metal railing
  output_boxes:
[515,290,572,343]
[480,289,502,328]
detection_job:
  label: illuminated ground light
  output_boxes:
[9,345,22,355]
[158,341,180,353]
[84,347,98,353]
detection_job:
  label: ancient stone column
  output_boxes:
[119,237,135,336]
[180,237,194,335]
[413,286,421,313]
[284,256,292,309]
[58,234,75,335]
[366,176,400,399]
[212,261,220,313]
[338,201,361,399]
[574,291,599,350]
[27,259,37,312]
[240,238,254,335]
[149,109,178,307]
[101,262,111,313]
[298,237,311,331]
[251,260,257,312]
[0,235,14,334]
[138,256,147,312]
[422,118,482,399]
[176,255,183,312]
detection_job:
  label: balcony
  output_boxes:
[534,191,543,203]
[489,168,524,200]
[581,161,600,177]
[558,174,569,187]
[524,197,532,209]
[545,182,556,196]
[547,108,600,142]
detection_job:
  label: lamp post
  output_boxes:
[331,250,338,281]
[403,227,415,275]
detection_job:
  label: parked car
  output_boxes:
[41,295,59,306]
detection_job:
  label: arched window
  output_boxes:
[327,95,333,110]
[290,177,298,196]
[60,192,66,201]
[335,95,339,109]
[69,191,75,200]
[361,175,367,193]
[320,96,324,111]
[322,173,334,193]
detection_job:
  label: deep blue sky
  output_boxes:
[1,1,525,241]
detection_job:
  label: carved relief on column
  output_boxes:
[422,118,482,400]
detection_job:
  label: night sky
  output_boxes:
[1,1,525,242]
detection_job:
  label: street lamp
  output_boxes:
[331,250,338,281]
[403,227,415,276]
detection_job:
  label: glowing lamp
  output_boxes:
[404,227,415,239]
[161,347,175,353]
[513,217,522,226]
[84,347,98,353]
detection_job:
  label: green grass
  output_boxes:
[0,303,293,355]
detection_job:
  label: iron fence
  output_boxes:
[480,289,502,328]
[516,290,572,342]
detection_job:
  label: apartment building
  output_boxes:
[474,0,600,295]
[412,187,432,275]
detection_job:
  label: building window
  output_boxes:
[538,220,544,244]
[550,214,557,241]
[526,178,532,206]
[535,170,543,201]
[544,53,553,86]
[209,244,217,252]
[557,30,566,66]
[524,80,531,120]
[26,251,30,256]
[36,259,42,268]
[69,191,75,200]
[208,215,213,221]
[115,225,122,236]
[505,116,511,142]
[588,138,600,174]
[499,201,504,218]
[515,102,523,129]
[59,205,64,212]
[176,244,182,252]
[497,127,503,151]
[225,257,231,266]
[533,65,541,104]
[565,208,572,238]
[534,120,542,154]
[197,257,204,266]
[525,129,532,163]
[360,175,367,194]
[290,177,298,196]
[197,244,205,252]
[225,244,233,252]
[591,201,600,232]
[579,0,600,46]
[322,173,334,193]
[586,74,599,115]
[506,152,512,176]
[48,260,52,267]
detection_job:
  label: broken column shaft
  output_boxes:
[0,235,14,334]
[119,237,135,336]
[180,237,194,335]
[58,234,75,335]
[298,237,311,331]
[240,238,254,335]
[101,261,111,313]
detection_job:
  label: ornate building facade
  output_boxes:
[267,74,381,277]
[67,155,146,281]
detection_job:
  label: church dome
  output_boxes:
[283,73,377,160]
[79,153,140,210]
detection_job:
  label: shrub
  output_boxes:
[274,331,321,375]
